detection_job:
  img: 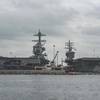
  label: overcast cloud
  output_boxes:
[0,0,100,63]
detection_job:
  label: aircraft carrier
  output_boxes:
[0,30,49,70]
[0,30,100,74]
[64,40,100,74]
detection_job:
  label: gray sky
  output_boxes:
[0,0,100,62]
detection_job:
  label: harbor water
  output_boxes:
[0,75,100,100]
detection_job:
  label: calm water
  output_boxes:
[0,75,100,100]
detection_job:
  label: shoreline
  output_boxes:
[0,70,66,75]
[0,70,99,75]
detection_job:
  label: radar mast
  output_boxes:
[65,40,75,66]
[32,30,49,66]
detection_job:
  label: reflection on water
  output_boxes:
[0,75,100,100]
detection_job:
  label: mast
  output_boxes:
[32,30,49,66]
[33,29,46,44]
[65,40,75,66]
[32,30,46,56]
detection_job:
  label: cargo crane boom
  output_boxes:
[51,51,59,64]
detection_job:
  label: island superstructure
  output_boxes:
[32,30,49,67]
[65,40,75,66]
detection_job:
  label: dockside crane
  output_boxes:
[51,51,59,65]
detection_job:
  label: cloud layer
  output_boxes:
[0,0,100,62]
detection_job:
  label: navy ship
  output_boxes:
[32,30,49,67]
[65,40,100,73]
[0,30,49,70]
